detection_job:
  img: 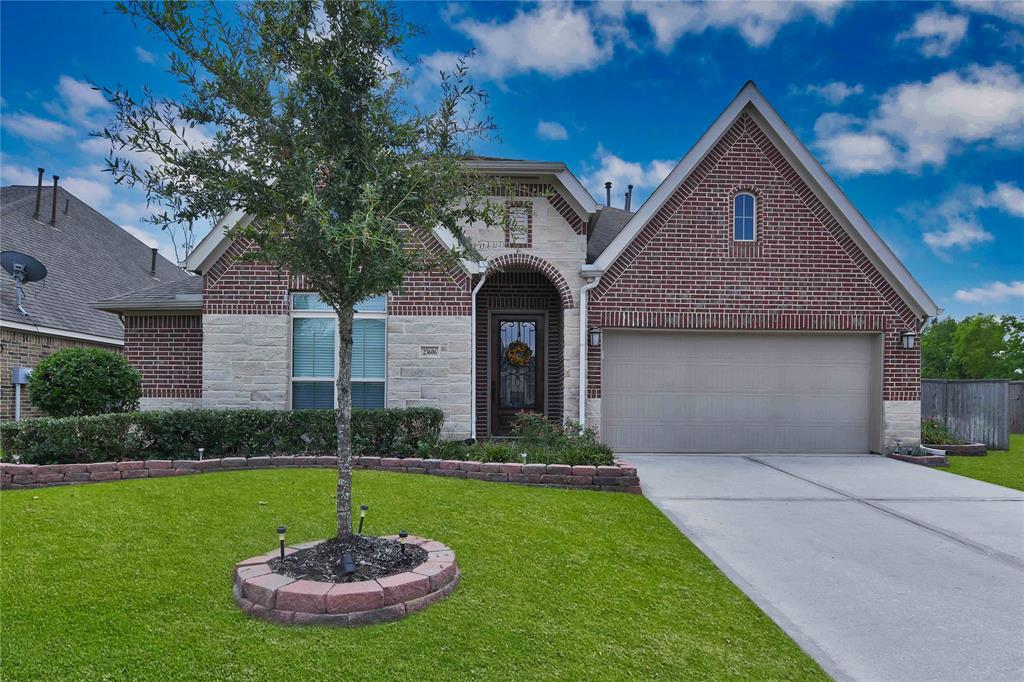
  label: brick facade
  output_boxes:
[204,239,289,315]
[0,328,116,421]
[122,315,202,400]
[588,112,921,403]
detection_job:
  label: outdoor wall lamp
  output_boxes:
[588,327,602,348]
[901,330,917,349]
[277,525,287,560]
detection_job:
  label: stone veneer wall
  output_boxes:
[883,400,923,447]
[1,456,641,493]
[386,315,472,439]
[0,328,117,421]
[202,314,290,410]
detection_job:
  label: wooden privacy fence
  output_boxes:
[922,380,1013,450]
[1011,382,1023,434]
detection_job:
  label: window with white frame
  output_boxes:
[291,293,387,410]
[733,193,756,241]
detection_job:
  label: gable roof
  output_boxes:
[1,184,193,342]
[183,159,598,275]
[584,81,940,319]
[94,275,203,313]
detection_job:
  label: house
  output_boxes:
[1,175,194,420]
[96,82,939,453]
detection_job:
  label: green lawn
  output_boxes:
[1,470,825,681]
[944,433,1024,492]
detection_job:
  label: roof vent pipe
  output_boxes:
[33,168,44,219]
[150,247,158,274]
[49,176,59,226]
[625,184,634,211]
[604,181,612,207]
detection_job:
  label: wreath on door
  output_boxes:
[505,340,533,367]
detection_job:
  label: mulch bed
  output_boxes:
[269,535,428,583]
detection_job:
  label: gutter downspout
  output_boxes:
[469,268,488,441]
[578,276,601,429]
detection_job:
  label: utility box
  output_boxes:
[11,366,32,385]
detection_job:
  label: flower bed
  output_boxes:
[923,443,987,456]
[234,536,459,626]
[0,456,641,493]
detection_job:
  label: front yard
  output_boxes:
[1,469,825,681]
[945,433,1024,492]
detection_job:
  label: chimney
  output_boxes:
[150,247,158,274]
[625,184,634,211]
[33,168,44,219]
[604,181,612,207]
[49,175,59,226]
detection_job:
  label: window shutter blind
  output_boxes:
[352,319,386,379]
[292,318,336,377]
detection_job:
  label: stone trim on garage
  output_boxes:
[0,457,640,493]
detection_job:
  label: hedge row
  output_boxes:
[0,408,444,465]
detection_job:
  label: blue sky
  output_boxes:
[1,1,1022,318]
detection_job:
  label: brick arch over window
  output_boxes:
[485,254,575,309]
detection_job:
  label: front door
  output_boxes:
[491,314,545,436]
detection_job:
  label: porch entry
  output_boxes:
[475,270,565,439]
[490,314,545,436]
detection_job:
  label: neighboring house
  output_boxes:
[97,82,939,453]
[0,177,194,420]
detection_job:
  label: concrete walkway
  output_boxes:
[631,453,1024,682]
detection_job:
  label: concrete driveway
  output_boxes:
[631,453,1024,682]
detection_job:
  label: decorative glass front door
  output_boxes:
[491,314,545,435]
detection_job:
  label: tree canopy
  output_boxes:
[921,314,1024,379]
[101,0,504,538]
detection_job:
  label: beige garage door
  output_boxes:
[602,332,878,453]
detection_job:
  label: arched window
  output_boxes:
[734,193,755,241]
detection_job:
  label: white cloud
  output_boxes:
[61,175,112,208]
[630,0,847,51]
[52,75,111,128]
[445,4,616,79]
[536,119,569,140]
[989,181,1024,217]
[581,147,675,205]
[2,112,75,142]
[815,64,1024,174]
[907,182,1023,253]
[0,159,43,186]
[955,0,1024,25]
[802,81,864,104]
[135,46,157,64]
[897,9,969,57]
[954,281,1024,303]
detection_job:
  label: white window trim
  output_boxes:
[733,192,756,242]
[290,294,387,409]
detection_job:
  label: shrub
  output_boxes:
[920,418,962,445]
[27,348,141,417]
[0,407,443,464]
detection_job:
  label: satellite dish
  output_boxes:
[1,250,48,317]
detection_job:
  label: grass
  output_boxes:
[944,433,1024,492]
[1,470,826,681]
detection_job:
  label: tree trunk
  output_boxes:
[335,305,355,539]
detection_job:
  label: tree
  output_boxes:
[921,317,958,379]
[100,1,502,539]
[1001,316,1024,377]
[950,314,1008,379]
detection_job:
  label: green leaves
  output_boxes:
[26,348,141,418]
[921,314,1024,379]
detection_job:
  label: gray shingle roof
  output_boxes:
[94,275,202,312]
[587,207,634,263]
[1,184,192,341]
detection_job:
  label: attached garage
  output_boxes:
[601,331,881,454]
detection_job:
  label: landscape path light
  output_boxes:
[277,525,287,560]
[358,504,368,534]
[399,530,408,555]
